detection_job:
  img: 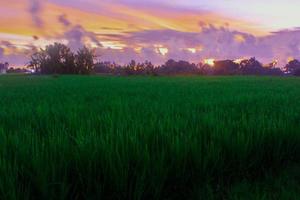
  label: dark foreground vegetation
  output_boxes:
[1,75,300,199]
[24,43,300,76]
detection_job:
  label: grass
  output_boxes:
[0,75,300,199]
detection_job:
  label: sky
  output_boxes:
[1,0,300,67]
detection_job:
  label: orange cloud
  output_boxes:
[0,0,287,67]
[0,0,266,39]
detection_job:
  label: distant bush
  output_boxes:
[94,60,157,76]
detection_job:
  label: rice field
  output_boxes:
[0,75,300,200]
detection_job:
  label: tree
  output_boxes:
[239,57,264,75]
[28,43,95,74]
[198,63,213,75]
[285,59,300,76]
[75,47,95,74]
[28,51,46,73]
[28,43,75,74]
[159,59,199,75]
[144,61,156,75]
[124,60,137,75]
[94,61,114,74]
[213,60,239,75]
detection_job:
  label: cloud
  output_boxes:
[97,46,165,65]
[259,29,300,65]
[0,41,15,49]
[92,26,300,67]
[62,25,103,50]
[58,14,71,27]
[2,0,300,68]
[105,26,256,63]
[28,0,44,28]
[0,44,31,67]
[3,9,300,68]
[0,48,4,59]
[33,35,39,40]
[55,14,103,50]
[0,41,34,67]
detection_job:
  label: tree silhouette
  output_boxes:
[213,60,239,75]
[28,43,95,74]
[285,59,300,76]
[75,47,95,74]
[239,57,264,75]
[159,59,199,75]
[28,43,75,74]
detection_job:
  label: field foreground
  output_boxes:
[1,75,300,199]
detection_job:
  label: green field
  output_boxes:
[1,75,300,200]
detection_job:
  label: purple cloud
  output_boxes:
[28,0,44,28]
[58,14,71,27]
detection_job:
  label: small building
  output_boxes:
[0,62,9,74]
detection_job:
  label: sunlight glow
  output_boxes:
[287,56,294,62]
[204,59,215,66]
[101,41,125,50]
[233,58,247,64]
[155,45,169,56]
[234,34,246,43]
[134,47,142,53]
[187,48,197,53]
[272,60,278,67]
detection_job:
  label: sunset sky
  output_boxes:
[1,0,300,67]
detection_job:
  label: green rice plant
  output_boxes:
[0,75,300,199]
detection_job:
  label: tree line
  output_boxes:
[26,43,300,76]
[94,58,298,76]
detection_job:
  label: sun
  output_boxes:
[158,47,169,56]
[204,59,215,66]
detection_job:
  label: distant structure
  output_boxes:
[0,62,9,74]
